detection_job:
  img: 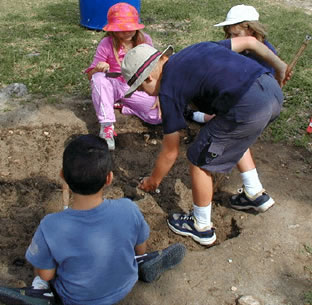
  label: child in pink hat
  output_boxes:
[85,2,161,150]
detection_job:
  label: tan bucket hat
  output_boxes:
[121,44,173,97]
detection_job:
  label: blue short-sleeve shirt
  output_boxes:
[26,198,150,305]
[242,40,277,75]
[159,40,270,134]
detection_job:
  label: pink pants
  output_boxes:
[91,73,162,125]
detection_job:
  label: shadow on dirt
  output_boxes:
[0,109,245,285]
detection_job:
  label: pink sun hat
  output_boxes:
[103,2,145,32]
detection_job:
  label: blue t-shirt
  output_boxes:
[159,40,270,134]
[26,198,150,305]
[242,40,277,75]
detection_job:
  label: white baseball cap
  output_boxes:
[214,5,259,27]
[122,44,173,98]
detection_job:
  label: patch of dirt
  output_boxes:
[0,97,312,305]
[265,0,312,14]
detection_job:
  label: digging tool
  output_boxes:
[284,35,311,133]
[105,72,121,78]
[286,34,311,78]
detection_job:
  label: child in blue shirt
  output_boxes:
[120,37,287,246]
[0,134,185,305]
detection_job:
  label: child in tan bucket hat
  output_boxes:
[121,39,288,246]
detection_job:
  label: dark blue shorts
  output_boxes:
[187,73,284,173]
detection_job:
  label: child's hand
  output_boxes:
[275,61,288,88]
[138,177,159,192]
[95,62,110,73]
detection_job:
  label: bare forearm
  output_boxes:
[135,241,147,255]
[35,267,56,282]
[139,132,180,192]
[150,149,178,185]
[231,37,287,86]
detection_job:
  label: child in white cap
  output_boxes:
[189,5,278,124]
[186,6,284,213]
[215,4,277,73]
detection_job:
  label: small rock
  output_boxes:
[43,131,49,136]
[231,286,237,291]
[26,52,40,57]
[237,295,261,305]
[228,259,233,263]
[2,83,28,97]
[8,130,14,134]
[288,224,300,229]
[143,134,150,143]
[150,139,157,145]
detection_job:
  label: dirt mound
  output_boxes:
[0,98,311,304]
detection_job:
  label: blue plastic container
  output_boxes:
[79,0,141,30]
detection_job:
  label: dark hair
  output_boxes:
[62,134,113,195]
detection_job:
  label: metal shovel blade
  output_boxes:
[105,72,122,78]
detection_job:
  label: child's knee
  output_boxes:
[91,72,108,85]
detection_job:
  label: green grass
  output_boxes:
[304,244,312,255]
[0,0,311,148]
[304,291,312,305]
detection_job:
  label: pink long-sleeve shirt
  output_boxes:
[85,34,153,83]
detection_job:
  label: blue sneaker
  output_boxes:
[0,286,55,305]
[230,188,275,212]
[167,212,216,246]
[137,243,186,283]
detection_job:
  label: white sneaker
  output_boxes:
[99,124,116,150]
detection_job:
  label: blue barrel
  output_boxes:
[79,0,141,30]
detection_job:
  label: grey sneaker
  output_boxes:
[0,286,55,305]
[167,212,216,246]
[99,124,116,150]
[137,243,186,283]
[230,187,275,212]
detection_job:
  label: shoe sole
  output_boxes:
[0,287,54,305]
[138,243,186,283]
[231,197,275,213]
[167,221,217,246]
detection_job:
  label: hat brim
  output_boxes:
[103,24,145,31]
[124,45,174,98]
[214,18,258,27]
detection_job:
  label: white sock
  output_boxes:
[101,122,113,128]
[240,168,263,196]
[193,203,212,229]
[192,111,206,123]
[32,275,49,290]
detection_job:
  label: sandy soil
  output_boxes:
[1,1,311,304]
[0,95,311,305]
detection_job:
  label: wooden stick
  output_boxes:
[286,34,311,77]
